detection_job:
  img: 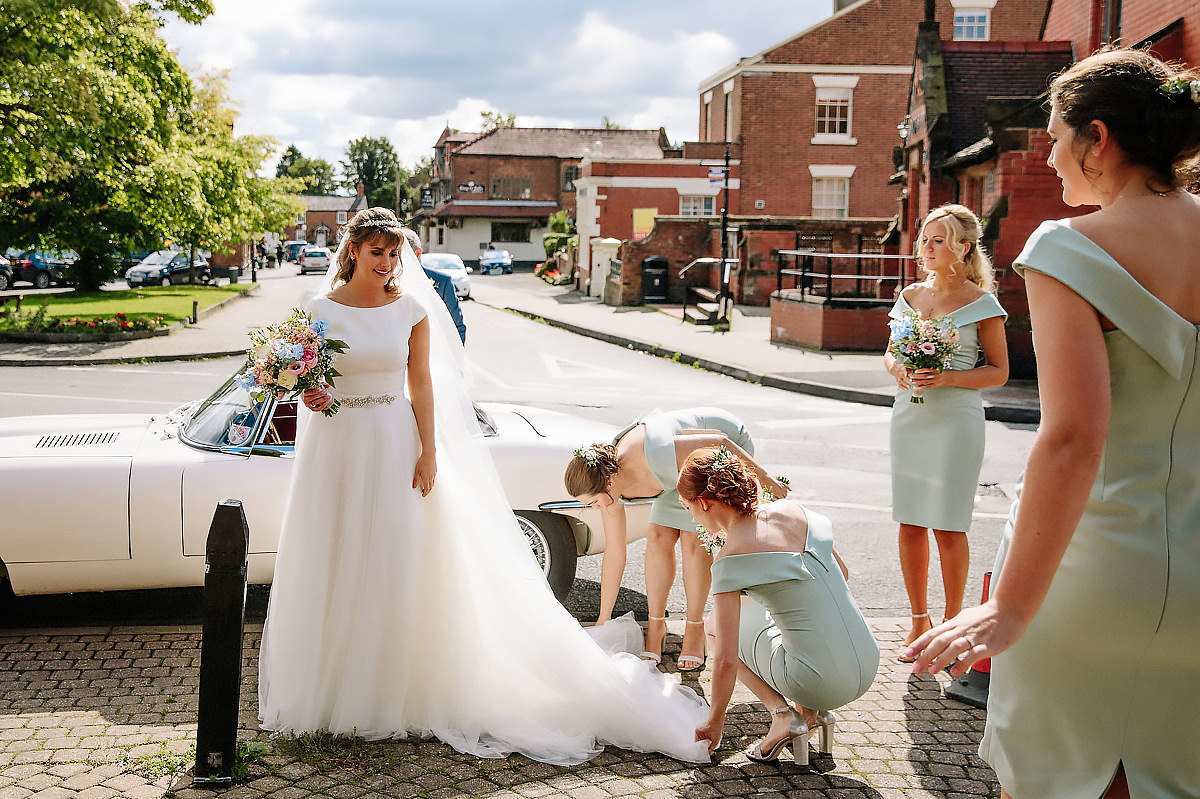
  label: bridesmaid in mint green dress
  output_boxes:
[679,447,879,764]
[906,49,1200,799]
[884,204,1009,657]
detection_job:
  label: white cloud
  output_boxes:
[161,1,829,176]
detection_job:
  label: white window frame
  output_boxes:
[950,0,995,40]
[679,195,716,216]
[295,212,305,225]
[336,210,347,224]
[809,165,855,219]
[811,75,859,145]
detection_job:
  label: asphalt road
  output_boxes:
[0,295,1038,626]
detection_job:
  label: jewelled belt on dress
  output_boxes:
[339,393,397,408]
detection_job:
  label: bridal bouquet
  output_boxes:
[236,308,348,416]
[887,309,960,404]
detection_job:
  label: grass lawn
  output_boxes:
[0,284,254,331]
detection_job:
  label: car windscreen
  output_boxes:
[181,375,265,450]
[422,255,462,272]
[138,251,174,267]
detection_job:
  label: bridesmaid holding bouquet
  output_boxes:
[884,204,1009,657]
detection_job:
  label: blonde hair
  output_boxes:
[917,204,995,292]
[564,443,620,496]
[676,446,759,516]
[330,207,404,295]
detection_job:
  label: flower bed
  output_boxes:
[0,312,171,343]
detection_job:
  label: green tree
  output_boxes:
[601,116,621,129]
[276,144,338,194]
[480,110,516,131]
[155,70,302,282]
[0,0,210,289]
[341,136,398,209]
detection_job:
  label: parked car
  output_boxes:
[281,240,308,262]
[125,250,211,287]
[298,246,333,275]
[421,252,472,299]
[0,371,649,604]
[0,255,12,292]
[8,249,75,289]
[479,247,514,275]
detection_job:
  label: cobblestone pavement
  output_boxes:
[0,619,998,798]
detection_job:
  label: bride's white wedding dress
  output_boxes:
[258,249,710,765]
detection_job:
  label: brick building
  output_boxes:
[697,0,1050,221]
[1044,0,1200,62]
[281,183,368,249]
[574,141,740,298]
[418,127,669,269]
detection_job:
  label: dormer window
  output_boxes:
[951,0,995,40]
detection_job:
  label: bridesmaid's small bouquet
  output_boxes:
[887,309,960,404]
[235,308,348,416]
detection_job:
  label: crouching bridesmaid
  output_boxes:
[681,446,879,763]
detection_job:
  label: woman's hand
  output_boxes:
[890,362,913,390]
[904,599,1028,677]
[770,478,790,499]
[695,713,725,753]
[301,387,333,412]
[413,451,437,497]
[909,367,950,390]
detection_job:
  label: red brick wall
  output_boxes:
[1045,0,1200,63]
[451,154,563,204]
[614,218,714,304]
[770,291,893,351]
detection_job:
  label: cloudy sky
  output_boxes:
[161,1,833,177]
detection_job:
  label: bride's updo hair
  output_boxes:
[1052,48,1200,193]
[677,446,759,516]
[331,207,405,295]
[564,443,619,497]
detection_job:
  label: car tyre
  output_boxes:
[160,276,172,287]
[514,510,578,603]
[0,273,8,291]
[33,271,50,289]
[200,270,213,285]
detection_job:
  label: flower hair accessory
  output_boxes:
[709,444,737,473]
[1161,77,1200,105]
[573,445,602,468]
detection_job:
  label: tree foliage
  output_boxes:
[480,110,516,131]
[341,136,398,210]
[276,144,338,195]
[0,0,301,290]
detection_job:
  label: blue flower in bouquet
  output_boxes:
[887,309,960,404]
[239,308,349,416]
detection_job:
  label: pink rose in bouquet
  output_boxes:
[887,309,960,404]
[236,309,348,416]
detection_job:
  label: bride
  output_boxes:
[257,207,710,765]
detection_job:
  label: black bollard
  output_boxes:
[193,499,250,786]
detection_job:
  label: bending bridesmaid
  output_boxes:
[564,408,786,670]
[908,49,1200,799]
[681,446,879,763]
[884,204,1008,657]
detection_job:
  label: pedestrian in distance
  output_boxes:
[907,48,1200,799]
[680,446,878,764]
[276,241,284,266]
[564,408,788,671]
[884,204,1009,659]
[258,207,712,765]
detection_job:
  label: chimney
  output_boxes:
[356,180,365,197]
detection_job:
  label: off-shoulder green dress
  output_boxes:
[710,506,879,710]
[982,221,1200,798]
[888,291,1007,532]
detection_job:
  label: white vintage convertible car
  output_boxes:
[0,373,650,605]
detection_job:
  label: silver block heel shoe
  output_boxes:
[810,710,837,756]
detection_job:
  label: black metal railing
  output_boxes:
[775,250,916,303]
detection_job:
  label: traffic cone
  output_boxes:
[944,571,991,710]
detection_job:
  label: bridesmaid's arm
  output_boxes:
[695,589,740,752]
[594,501,628,625]
[407,317,437,496]
[918,315,1009,390]
[908,271,1109,675]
